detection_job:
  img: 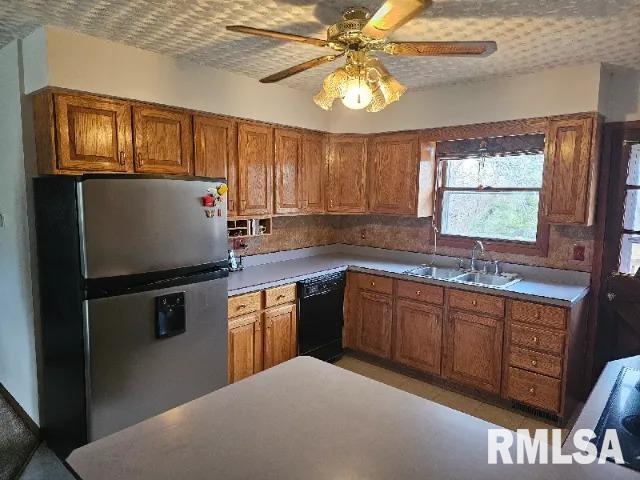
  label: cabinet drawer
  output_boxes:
[397,280,443,305]
[264,284,296,308]
[510,346,563,379]
[356,273,393,295]
[448,289,505,318]
[228,291,262,318]
[510,322,565,356]
[510,300,566,330]
[508,367,561,413]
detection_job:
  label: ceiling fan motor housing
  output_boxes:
[327,7,375,48]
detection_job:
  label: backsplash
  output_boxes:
[232,215,595,272]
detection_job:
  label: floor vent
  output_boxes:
[512,401,558,424]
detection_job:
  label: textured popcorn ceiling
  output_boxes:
[1,0,640,91]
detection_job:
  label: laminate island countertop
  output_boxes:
[68,357,638,480]
[228,248,590,306]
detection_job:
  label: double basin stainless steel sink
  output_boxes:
[403,265,521,289]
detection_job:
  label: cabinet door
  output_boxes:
[274,129,303,214]
[301,132,326,213]
[133,106,193,174]
[444,310,503,394]
[264,303,297,369]
[327,135,367,213]
[355,290,393,359]
[55,94,133,172]
[228,313,263,384]
[368,133,419,215]
[542,116,596,224]
[237,122,274,216]
[393,299,442,375]
[194,116,237,214]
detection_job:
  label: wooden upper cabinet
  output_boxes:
[355,290,393,359]
[194,115,237,214]
[54,94,133,172]
[133,106,193,175]
[264,303,297,369]
[542,114,599,225]
[237,122,274,217]
[327,135,367,213]
[444,310,503,394]
[368,133,419,215]
[274,129,303,214]
[393,299,443,375]
[301,132,327,214]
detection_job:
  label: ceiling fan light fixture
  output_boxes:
[341,75,373,110]
[313,88,335,111]
[365,86,387,112]
[323,67,349,98]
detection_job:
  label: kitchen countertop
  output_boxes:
[228,252,590,307]
[68,357,638,480]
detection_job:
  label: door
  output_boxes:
[355,290,393,358]
[444,310,503,394]
[86,276,228,440]
[194,115,237,215]
[302,132,326,213]
[368,133,419,215]
[393,299,442,375]
[595,126,640,373]
[264,303,297,369]
[228,312,263,384]
[54,94,133,172]
[542,115,597,224]
[80,177,227,278]
[274,129,303,214]
[238,122,274,216]
[327,135,367,213]
[133,106,193,174]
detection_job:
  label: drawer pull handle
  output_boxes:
[532,336,539,344]
[472,300,478,306]
[531,360,538,367]
[416,290,421,295]
[276,294,286,299]
[529,387,536,395]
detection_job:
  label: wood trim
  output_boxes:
[33,91,57,174]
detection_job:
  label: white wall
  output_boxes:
[22,26,332,132]
[0,40,39,423]
[332,63,604,133]
[599,64,640,122]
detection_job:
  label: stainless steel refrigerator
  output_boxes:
[34,175,229,457]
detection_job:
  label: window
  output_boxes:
[619,143,640,274]
[436,134,546,247]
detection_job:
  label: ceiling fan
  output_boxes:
[227,0,497,112]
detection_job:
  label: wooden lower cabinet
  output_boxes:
[355,289,393,359]
[393,299,442,375]
[228,285,297,383]
[228,313,263,384]
[264,303,297,369]
[443,310,503,394]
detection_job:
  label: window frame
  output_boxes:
[434,148,550,256]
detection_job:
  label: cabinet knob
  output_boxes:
[472,300,478,306]
[371,281,375,287]
[531,360,538,367]
[529,386,536,395]
[119,151,126,165]
[237,304,246,309]
[277,294,286,299]
[416,290,421,296]
[532,336,539,344]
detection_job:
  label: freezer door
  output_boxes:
[79,177,227,278]
[85,277,228,440]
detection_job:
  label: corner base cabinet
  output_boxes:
[343,271,587,424]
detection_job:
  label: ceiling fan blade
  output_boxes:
[385,41,497,56]
[361,0,431,40]
[260,54,343,83]
[226,26,327,48]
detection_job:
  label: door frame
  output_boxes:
[585,120,640,386]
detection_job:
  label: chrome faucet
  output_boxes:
[470,240,485,271]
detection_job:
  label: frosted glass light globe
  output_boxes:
[341,78,373,110]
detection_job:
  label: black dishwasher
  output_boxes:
[297,272,346,362]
